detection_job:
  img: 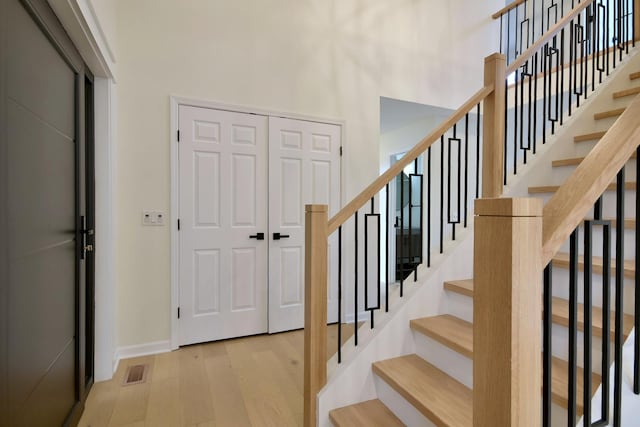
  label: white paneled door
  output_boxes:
[268,117,341,332]
[178,106,269,346]
[178,106,340,345]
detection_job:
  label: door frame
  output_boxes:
[169,96,346,350]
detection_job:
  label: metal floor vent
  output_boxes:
[122,364,148,386]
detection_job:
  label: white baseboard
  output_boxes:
[114,340,172,373]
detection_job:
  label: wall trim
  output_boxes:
[114,340,172,371]
[169,95,346,350]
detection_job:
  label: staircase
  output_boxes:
[326,61,640,426]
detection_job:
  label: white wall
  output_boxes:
[113,0,503,348]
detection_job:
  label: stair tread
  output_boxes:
[372,354,472,427]
[631,71,640,80]
[551,296,634,339]
[409,314,600,414]
[574,130,607,143]
[443,279,474,297]
[410,315,473,358]
[529,182,636,194]
[443,277,634,338]
[552,153,636,167]
[329,399,405,427]
[613,86,640,99]
[594,107,626,120]
[552,251,635,279]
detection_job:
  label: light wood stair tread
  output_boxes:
[409,313,600,414]
[410,315,473,358]
[552,251,635,280]
[574,130,607,143]
[594,107,626,120]
[551,357,601,415]
[529,182,636,194]
[552,153,636,167]
[551,295,634,339]
[630,71,640,80]
[372,354,472,427]
[443,279,474,297]
[329,399,405,427]
[613,86,640,99]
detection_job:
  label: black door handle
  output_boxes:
[249,232,265,240]
[273,232,290,240]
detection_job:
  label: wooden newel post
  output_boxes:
[473,198,543,427]
[304,204,328,427]
[635,1,640,42]
[482,53,506,199]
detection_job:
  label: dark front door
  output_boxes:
[0,0,94,425]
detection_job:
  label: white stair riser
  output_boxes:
[412,331,473,388]
[551,269,636,315]
[445,292,473,323]
[373,375,435,427]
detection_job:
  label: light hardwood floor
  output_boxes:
[79,325,355,427]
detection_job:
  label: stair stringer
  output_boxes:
[317,230,474,427]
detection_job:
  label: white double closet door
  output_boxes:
[178,105,340,346]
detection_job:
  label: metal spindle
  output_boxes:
[354,211,358,346]
[338,226,342,363]
[583,220,593,426]
[568,228,579,426]
[613,167,625,426]
[543,263,553,427]
[635,145,640,393]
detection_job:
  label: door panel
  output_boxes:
[178,106,268,346]
[4,0,81,424]
[268,117,341,333]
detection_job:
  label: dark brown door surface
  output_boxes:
[0,0,93,425]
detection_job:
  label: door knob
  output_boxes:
[273,232,290,240]
[249,233,265,240]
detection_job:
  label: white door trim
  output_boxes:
[169,96,346,350]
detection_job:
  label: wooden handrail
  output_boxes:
[506,0,595,76]
[327,84,494,235]
[491,0,527,20]
[541,94,640,265]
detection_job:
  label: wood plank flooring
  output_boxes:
[79,324,355,427]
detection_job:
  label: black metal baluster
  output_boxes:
[514,69,519,176]
[354,211,358,346]
[568,228,579,427]
[636,146,640,394]
[600,218,612,425]
[364,198,380,329]
[543,263,553,427]
[504,79,509,185]
[613,167,625,426]
[583,220,593,427]
[533,52,538,154]
[400,167,405,294]
[410,159,423,282]
[385,183,389,313]
[464,113,469,228]
[338,225,342,363]
[448,126,461,241]
[475,103,481,199]
[560,27,565,126]
[427,147,432,267]
[440,135,444,254]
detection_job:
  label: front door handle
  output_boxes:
[249,232,265,240]
[273,232,290,240]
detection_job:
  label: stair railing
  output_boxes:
[501,0,636,187]
[304,0,639,425]
[476,91,640,427]
[303,63,501,427]
[475,1,640,426]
